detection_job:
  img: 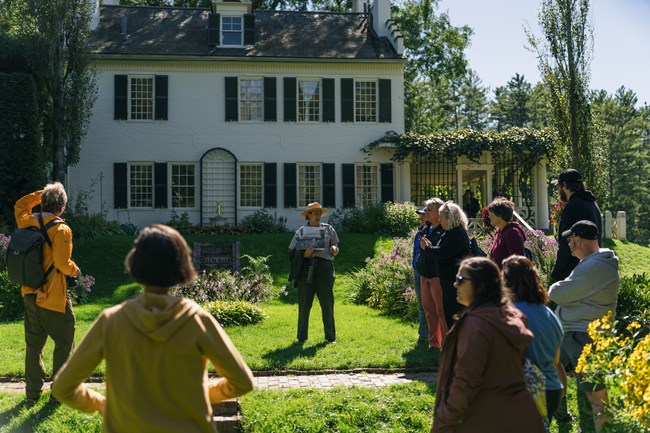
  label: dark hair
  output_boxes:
[125,224,197,288]
[564,181,586,193]
[502,255,549,304]
[460,256,509,308]
[41,182,67,213]
[487,197,515,222]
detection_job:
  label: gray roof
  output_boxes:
[90,6,400,59]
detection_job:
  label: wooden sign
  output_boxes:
[192,242,240,274]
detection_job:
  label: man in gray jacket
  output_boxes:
[549,220,619,433]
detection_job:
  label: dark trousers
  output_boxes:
[23,294,76,400]
[440,278,461,329]
[297,259,336,342]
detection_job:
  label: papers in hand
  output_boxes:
[295,226,326,250]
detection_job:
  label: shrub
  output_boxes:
[203,300,267,326]
[0,271,23,322]
[240,209,287,233]
[65,213,124,241]
[349,236,417,321]
[328,202,419,237]
[0,233,10,272]
[616,273,650,337]
[66,274,96,306]
[166,210,194,234]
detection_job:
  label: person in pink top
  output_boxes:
[487,197,526,267]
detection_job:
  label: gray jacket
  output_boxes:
[548,248,619,332]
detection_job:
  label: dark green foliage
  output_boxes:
[329,202,419,237]
[616,273,650,338]
[240,209,287,233]
[0,72,46,229]
[165,210,194,234]
[0,271,23,322]
[203,300,267,326]
[64,213,125,242]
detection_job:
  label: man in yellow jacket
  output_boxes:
[15,182,80,405]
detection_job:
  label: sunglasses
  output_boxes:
[455,274,468,284]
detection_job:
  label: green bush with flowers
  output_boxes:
[576,311,650,430]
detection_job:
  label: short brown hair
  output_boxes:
[41,182,67,213]
[460,256,509,308]
[487,197,515,222]
[125,224,197,288]
[502,255,549,304]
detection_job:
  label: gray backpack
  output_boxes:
[6,214,63,289]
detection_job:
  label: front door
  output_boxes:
[201,148,236,226]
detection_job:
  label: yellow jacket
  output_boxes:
[52,293,254,433]
[15,190,79,313]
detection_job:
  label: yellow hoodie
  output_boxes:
[52,293,254,433]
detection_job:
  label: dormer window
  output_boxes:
[222,16,242,46]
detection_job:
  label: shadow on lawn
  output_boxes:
[262,341,328,368]
[3,398,61,433]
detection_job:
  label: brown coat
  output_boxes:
[432,304,546,433]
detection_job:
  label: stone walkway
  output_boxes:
[0,371,437,394]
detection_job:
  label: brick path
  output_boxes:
[0,371,437,394]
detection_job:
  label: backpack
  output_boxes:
[6,214,63,289]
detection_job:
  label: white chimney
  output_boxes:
[352,0,366,13]
[89,0,100,30]
[371,0,390,39]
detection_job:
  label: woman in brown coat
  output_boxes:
[431,257,545,433]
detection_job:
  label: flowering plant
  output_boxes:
[67,274,95,305]
[576,312,649,429]
[0,233,10,272]
[549,202,565,235]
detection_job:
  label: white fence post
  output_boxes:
[616,211,627,241]
[604,211,613,239]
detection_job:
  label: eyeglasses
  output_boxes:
[455,274,467,284]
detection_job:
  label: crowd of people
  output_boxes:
[15,167,618,433]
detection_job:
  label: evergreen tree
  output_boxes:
[490,73,532,131]
[458,69,489,130]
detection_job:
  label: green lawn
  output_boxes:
[0,232,648,432]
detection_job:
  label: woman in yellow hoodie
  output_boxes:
[52,224,254,433]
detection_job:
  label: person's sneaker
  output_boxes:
[25,397,39,408]
[554,411,574,423]
[327,339,337,344]
[48,395,60,406]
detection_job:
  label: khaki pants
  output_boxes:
[23,294,75,400]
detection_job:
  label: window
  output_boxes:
[240,163,263,207]
[355,164,379,206]
[222,16,242,45]
[240,79,263,121]
[355,80,377,122]
[171,164,196,208]
[129,163,153,208]
[130,76,154,120]
[298,163,321,207]
[298,79,320,122]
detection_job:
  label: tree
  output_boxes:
[458,69,489,130]
[2,0,97,184]
[526,0,593,181]
[490,73,532,131]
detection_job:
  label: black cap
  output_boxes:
[552,169,584,186]
[562,220,599,240]
[416,207,426,214]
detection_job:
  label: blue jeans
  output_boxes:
[413,269,429,340]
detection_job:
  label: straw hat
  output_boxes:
[300,202,329,219]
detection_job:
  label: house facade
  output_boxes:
[68,0,409,230]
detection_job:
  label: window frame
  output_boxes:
[297,78,321,122]
[128,162,154,209]
[239,77,264,122]
[355,163,380,206]
[354,79,377,123]
[128,75,155,122]
[170,162,198,209]
[221,15,243,47]
[238,162,264,208]
[297,163,322,207]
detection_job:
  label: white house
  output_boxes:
[68,0,408,230]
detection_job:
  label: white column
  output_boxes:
[536,161,549,230]
[398,161,411,203]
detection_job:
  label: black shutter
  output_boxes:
[154,163,168,208]
[154,75,168,120]
[283,77,296,122]
[225,76,238,121]
[341,78,353,122]
[208,13,220,46]
[264,163,277,207]
[380,163,394,202]
[264,77,277,122]
[322,78,335,122]
[244,14,255,45]
[342,163,355,207]
[114,75,128,120]
[114,163,127,208]
[322,163,335,207]
[378,79,391,123]
[284,163,296,208]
